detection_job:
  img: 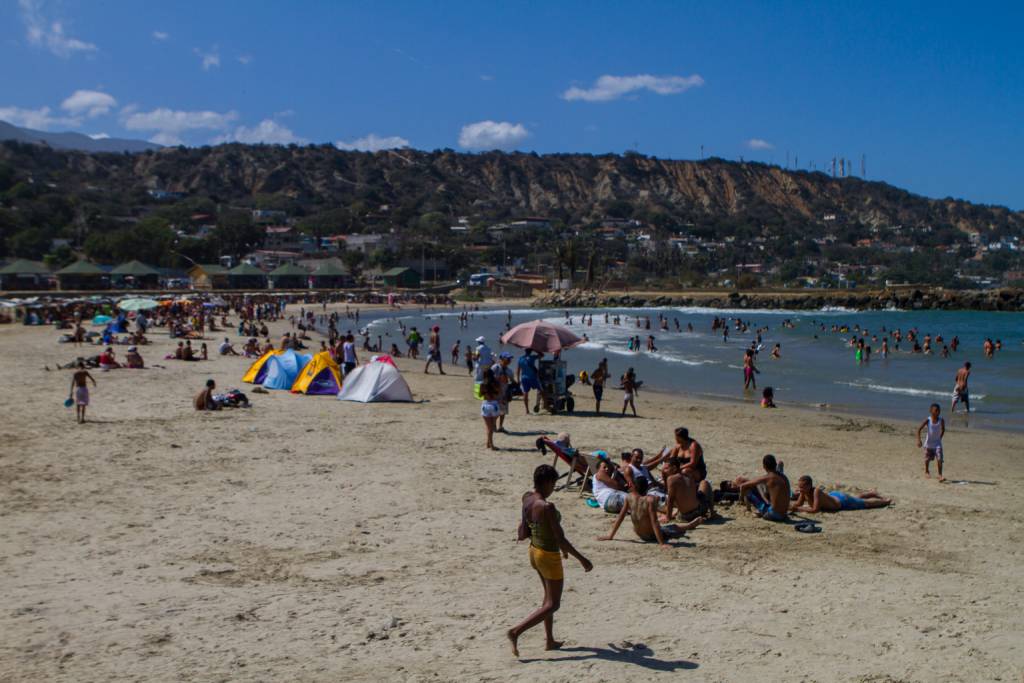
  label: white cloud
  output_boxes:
[237,54,253,65]
[747,138,774,150]
[335,133,411,152]
[457,120,529,150]
[562,74,704,102]
[214,119,305,145]
[19,0,98,57]
[120,107,238,145]
[152,30,169,41]
[61,89,117,118]
[480,75,494,81]
[0,105,80,130]
[88,133,110,140]
[193,46,220,70]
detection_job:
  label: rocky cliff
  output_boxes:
[2,142,1021,236]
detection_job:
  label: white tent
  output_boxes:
[337,361,413,402]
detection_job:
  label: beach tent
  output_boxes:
[291,351,343,395]
[337,361,413,403]
[371,354,397,367]
[262,349,312,390]
[242,349,282,384]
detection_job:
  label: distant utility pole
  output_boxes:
[786,151,790,168]
[861,154,866,178]
[700,144,704,160]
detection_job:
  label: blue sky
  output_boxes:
[2,0,1022,209]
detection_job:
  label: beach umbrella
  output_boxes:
[500,319,583,354]
[118,298,160,311]
[92,314,112,325]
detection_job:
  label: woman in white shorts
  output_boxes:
[480,368,502,450]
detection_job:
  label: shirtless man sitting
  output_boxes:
[194,379,221,411]
[661,457,715,524]
[790,476,891,512]
[597,478,688,549]
[738,454,790,522]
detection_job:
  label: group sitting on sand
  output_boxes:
[581,429,892,537]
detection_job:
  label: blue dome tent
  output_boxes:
[261,349,312,390]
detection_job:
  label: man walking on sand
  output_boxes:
[952,362,971,413]
[69,360,96,424]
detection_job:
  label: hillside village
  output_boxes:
[1,142,1022,292]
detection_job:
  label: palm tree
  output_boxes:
[553,243,565,283]
[585,249,598,288]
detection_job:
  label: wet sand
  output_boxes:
[1,311,1021,681]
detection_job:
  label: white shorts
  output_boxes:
[481,400,501,418]
[623,393,633,402]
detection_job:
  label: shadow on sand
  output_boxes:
[521,643,698,671]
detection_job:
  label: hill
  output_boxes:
[0,120,161,154]
[0,141,1021,287]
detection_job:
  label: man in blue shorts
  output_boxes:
[790,475,891,512]
[737,454,790,522]
[516,348,544,414]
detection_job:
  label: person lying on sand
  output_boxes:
[790,476,891,512]
[661,457,715,524]
[738,454,790,522]
[598,478,694,548]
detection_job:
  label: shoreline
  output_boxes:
[531,287,1024,312]
[4,286,1024,313]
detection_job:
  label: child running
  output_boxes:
[917,403,946,481]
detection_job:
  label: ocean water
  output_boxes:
[356,306,1024,432]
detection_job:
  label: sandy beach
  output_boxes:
[1,309,1022,682]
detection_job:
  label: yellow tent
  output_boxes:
[242,349,282,384]
[290,351,343,395]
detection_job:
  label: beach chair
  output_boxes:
[535,437,598,495]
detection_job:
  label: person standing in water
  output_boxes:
[743,350,760,390]
[952,361,971,413]
[591,358,608,414]
[508,465,592,657]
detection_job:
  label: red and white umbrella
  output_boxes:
[501,319,583,354]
